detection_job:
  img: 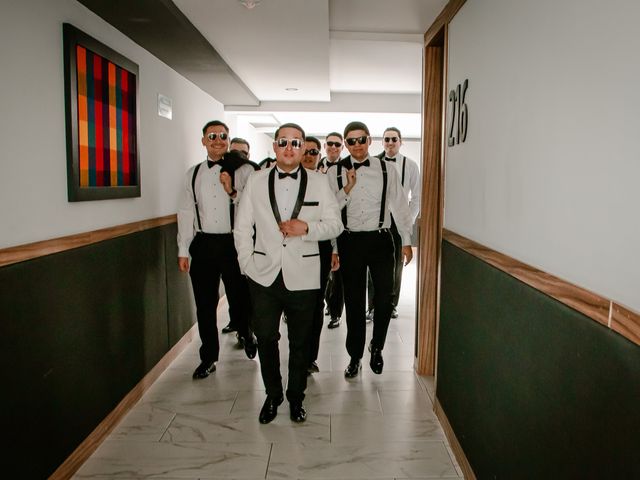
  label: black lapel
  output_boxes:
[268,167,282,224]
[290,167,308,220]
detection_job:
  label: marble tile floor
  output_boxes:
[73,261,463,479]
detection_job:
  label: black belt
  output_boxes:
[344,228,390,234]
[195,232,233,237]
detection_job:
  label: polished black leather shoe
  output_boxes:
[344,359,361,378]
[192,360,216,379]
[244,334,258,360]
[221,322,236,334]
[307,361,319,373]
[259,396,283,424]
[327,316,341,329]
[289,402,307,423]
[369,346,384,374]
[324,307,330,316]
[390,308,399,319]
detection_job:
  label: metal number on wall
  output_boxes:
[448,79,469,146]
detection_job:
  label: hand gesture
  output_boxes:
[344,168,357,194]
[219,171,233,194]
[279,219,309,237]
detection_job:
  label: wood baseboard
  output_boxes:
[434,396,476,480]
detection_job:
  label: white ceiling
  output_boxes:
[173,0,447,138]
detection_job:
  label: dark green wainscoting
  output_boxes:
[437,241,640,479]
[0,223,194,479]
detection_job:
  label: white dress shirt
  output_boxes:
[274,166,301,222]
[327,155,413,246]
[177,158,254,257]
[384,154,422,224]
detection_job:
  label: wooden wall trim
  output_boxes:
[48,325,198,480]
[424,0,466,46]
[434,397,476,480]
[443,229,640,347]
[0,214,177,268]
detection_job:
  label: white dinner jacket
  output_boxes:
[234,166,344,291]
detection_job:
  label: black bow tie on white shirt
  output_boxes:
[385,157,396,162]
[278,169,298,179]
[207,159,218,168]
[353,159,370,169]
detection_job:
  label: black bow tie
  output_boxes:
[385,157,396,162]
[278,169,298,180]
[353,159,370,170]
[207,159,219,168]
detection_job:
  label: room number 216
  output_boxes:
[448,79,468,146]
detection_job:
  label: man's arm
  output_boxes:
[304,176,344,242]
[407,158,422,224]
[177,166,197,268]
[233,173,257,274]
[387,167,413,264]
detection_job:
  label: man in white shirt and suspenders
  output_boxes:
[327,121,413,378]
[367,127,422,319]
[177,120,258,380]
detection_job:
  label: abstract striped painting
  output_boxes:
[75,45,137,187]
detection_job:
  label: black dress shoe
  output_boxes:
[369,345,384,374]
[244,334,258,359]
[324,307,330,316]
[259,396,283,424]
[289,402,307,423]
[390,308,398,319]
[307,361,319,373]
[192,360,216,379]
[221,322,236,334]
[327,316,341,329]
[344,359,361,378]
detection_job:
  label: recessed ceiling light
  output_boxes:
[285,87,299,91]
[239,0,261,9]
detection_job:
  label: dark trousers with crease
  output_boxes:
[248,273,317,403]
[337,229,395,360]
[309,240,333,364]
[188,233,251,364]
[324,268,344,318]
[367,220,403,310]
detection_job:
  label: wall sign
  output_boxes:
[448,79,469,146]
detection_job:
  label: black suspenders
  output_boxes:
[191,163,203,231]
[338,157,387,230]
[190,162,235,232]
[401,156,406,186]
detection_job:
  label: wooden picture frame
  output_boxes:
[63,23,141,201]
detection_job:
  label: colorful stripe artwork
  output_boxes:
[76,45,137,187]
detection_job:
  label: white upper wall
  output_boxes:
[445,0,640,311]
[0,0,226,249]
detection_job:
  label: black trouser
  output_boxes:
[188,233,251,363]
[337,229,395,359]
[367,220,403,310]
[247,273,317,403]
[324,267,344,318]
[309,240,333,364]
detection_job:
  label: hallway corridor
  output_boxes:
[74,261,462,479]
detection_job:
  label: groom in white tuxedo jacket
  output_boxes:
[234,123,343,424]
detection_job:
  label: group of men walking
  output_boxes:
[177,120,421,424]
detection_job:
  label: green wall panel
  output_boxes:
[437,241,640,479]
[0,223,194,478]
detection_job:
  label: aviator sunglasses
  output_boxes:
[206,132,229,141]
[384,136,399,143]
[326,141,342,148]
[345,135,369,146]
[276,137,304,149]
[304,148,320,156]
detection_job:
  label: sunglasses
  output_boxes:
[345,135,368,146]
[206,132,229,141]
[326,141,342,148]
[384,136,399,143]
[304,149,320,156]
[276,137,304,149]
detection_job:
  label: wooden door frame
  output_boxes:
[415,0,466,375]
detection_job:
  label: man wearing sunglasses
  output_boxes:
[367,127,422,320]
[327,121,413,378]
[317,132,343,173]
[234,123,343,424]
[177,120,258,380]
[301,137,340,375]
